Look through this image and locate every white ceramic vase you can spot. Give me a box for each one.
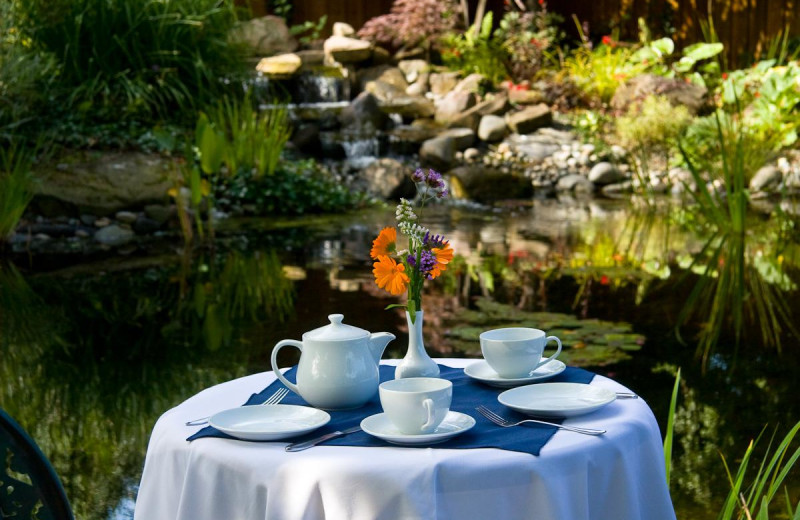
[395,310,440,379]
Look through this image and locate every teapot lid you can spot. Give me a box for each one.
[304,314,368,342]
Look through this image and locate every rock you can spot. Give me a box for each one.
[601,181,633,196]
[505,104,553,134]
[454,73,486,94]
[255,53,302,76]
[295,49,325,68]
[80,214,97,226]
[444,94,509,132]
[464,148,480,162]
[94,217,111,227]
[511,140,560,161]
[323,36,373,64]
[94,225,135,246]
[229,15,297,56]
[448,165,533,202]
[379,95,435,118]
[370,46,392,65]
[359,65,408,93]
[439,128,475,150]
[34,151,172,215]
[478,115,507,142]
[291,124,323,156]
[332,22,355,37]
[406,72,429,96]
[420,136,455,170]
[339,92,388,130]
[115,211,138,224]
[133,216,162,234]
[398,60,428,83]
[361,158,415,200]
[611,73,708,115]
[435,91,476,124]
[749,165,783,192]
[784,171,800,191]
[428,72,461,96]
[144,204,174,224]
[393,47,426,61]
[508,88,545,105]
[555,173,594,192]
[588,162,625,185]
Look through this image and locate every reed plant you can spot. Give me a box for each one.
[16,0,245,120]
[0,142,37,242]
[206,93,292,179]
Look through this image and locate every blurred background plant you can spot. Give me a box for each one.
[440,12,507,84]
[357,0,459,55]
[493,1,562,84]
[12,0,247,129]
[0,141,38,243]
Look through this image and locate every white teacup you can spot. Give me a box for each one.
[479,328,563,379]
[379,377,452,435]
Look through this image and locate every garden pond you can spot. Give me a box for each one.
[2,197,799,519]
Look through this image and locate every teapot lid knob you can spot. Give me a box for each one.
[328,314,344,325]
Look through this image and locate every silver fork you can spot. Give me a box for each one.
[476,405,606,436]
[185,387,290,426]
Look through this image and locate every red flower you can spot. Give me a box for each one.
[722,72,728,79]
[600,275,609,285]
[538,0,545,5]
[754,91,761,98]
[601,35,612,46]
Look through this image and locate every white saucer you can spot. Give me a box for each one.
[498,383,616,418]
[209,404,331,441]
[360,411,476,446]
[464,359,567,388]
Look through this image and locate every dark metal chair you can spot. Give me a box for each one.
[0,408,75,520]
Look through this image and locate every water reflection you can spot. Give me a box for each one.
[0,199,798,519]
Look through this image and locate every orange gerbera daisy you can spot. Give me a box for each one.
[429,243,454,279]
[373,255,409,295]
[370,227,397,259]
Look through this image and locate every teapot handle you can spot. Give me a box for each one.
[270,340,303,397]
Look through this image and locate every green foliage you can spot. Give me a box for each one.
[493,8,562,83]
[217,159,371,216]
[562,28,644,105]
[204,94,292,179]
[440,12,508,84]
[0,141,37,241]
[290,15,328,45]
[16,0,246,122]
[615,95,691,197]
[664,368,681,490]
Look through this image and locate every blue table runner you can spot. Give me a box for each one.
[188,364,595,456]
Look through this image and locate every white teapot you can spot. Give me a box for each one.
[271,314,396,410]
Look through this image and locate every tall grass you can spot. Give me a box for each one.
[0,142,37,241]
[206,94,292,179]
[16,0,246,119]
[677,110,798,367]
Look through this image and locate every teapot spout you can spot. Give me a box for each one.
[368,332,396,365]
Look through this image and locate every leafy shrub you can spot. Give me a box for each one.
[217,159,371,216]
[494,6,562,83]
[440,13,507,84]
[0,142,37,241]
[357,0,459,52]
[17,0,246,122]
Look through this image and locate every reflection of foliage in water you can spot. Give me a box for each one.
[0,249,294,519]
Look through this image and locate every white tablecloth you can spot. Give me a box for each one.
[134,359,676,520]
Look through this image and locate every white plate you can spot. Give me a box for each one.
[498,383,616,418]
[464,359,567,388]
[209,405,331,441]
[360,411,476,446]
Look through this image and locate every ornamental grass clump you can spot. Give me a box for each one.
[370,169,454,322]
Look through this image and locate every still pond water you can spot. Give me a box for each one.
[2,198,799,519]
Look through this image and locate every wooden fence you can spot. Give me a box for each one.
[242,0,800,67]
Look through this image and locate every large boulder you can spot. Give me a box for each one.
[611,74,708,115]
[428,72,461,96]
[478,115,507,142]
[324,36,373,64]
[420,136,455,170]
[255,53,302,77]
[34,151,173,215]
[361,158,416,199]
[454,73,486,94]
[444,93,511,131]
[229,15,298,56]
[505,104,552,134]
[358,65,409,93]
[332,22,355,37]
[434,91,477,124]
[750,165,783,192]
[438,128,476,150]
[339,92,389,130]
[448,165,533,202]
[588,162,626,185]
[398,60,429,83]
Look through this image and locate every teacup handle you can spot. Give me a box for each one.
[535,336,562,370]
[270,340,303,397]
[421,398,436,430]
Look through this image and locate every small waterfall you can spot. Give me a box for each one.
[294,71,350,104]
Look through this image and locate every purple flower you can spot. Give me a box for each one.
[423,232,448,249]
[425,169,443,189]
[437,187,449,199]
[411,168,425,183]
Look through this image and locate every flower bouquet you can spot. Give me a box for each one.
[369,168,453,378]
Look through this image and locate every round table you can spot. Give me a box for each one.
[134,359,676,520]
